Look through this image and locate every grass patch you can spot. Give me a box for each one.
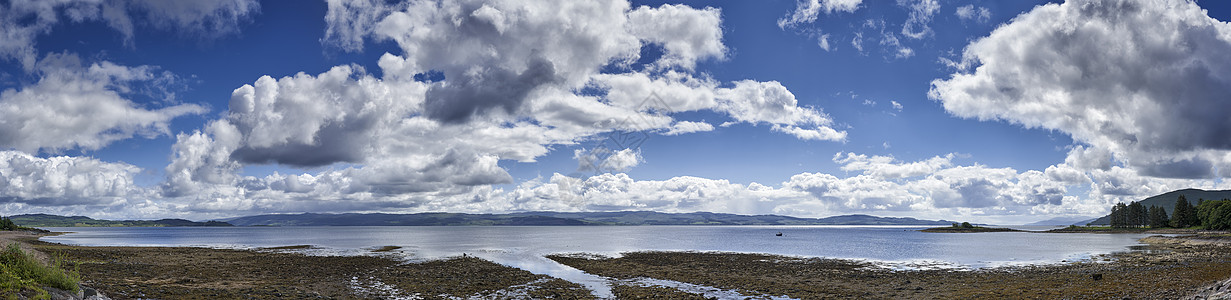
[1,243,79,298]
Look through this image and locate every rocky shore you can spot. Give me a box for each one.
[551,233,1231,299]
[11,234,593,299]
[7,230,1231,299]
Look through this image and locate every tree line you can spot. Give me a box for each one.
[1108,195,1231,230]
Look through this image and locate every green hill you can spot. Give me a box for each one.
[1087,189,1231,225]
[9,214,233,227]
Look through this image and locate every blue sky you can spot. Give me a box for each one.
[2,0,1230,224]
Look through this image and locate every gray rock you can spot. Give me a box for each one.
[1188,278,1231,300]
[41,285,111,300]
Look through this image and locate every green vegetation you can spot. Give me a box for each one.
[1103,195,1231,230]
[1108,201,1172,228]
[9,214,232,227]
[1,217,21,231]
[1171,196,1199,228]
[0,217,46,233]
[0,243,80,298]
[920,222,1021,232]
[1087,188,1231,225]
[1196,199,1231,230]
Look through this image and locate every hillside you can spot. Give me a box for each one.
[9,214,233,227]
[1087,189,1231,225]
[1025,216,1098,226]
[223,211,956,226]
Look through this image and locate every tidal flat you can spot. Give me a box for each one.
[17,235,592,299]
[8,230,1231,299]
[551,233,1231,299]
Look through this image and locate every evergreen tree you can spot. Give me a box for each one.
[1128,201,1146,227]
[1197,199,1231,230]
[1173,196,1194,228]
[1149,206,1169,228]
[1187,198,1202,228]
[1110,202,1128,228]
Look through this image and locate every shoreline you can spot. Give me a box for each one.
[550,232,1231,299]
[5,231,595,299]
[6,230,1231,299]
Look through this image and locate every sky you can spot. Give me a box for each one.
[1,0,1230,224]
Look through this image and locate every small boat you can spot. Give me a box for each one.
[775,232,783,236]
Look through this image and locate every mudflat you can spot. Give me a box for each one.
[550,233,1231,299]
[15,236,592,299]
[8,231,1231,299]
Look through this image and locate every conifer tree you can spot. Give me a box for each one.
[1173,196,1193,228]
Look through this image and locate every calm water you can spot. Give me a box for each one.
[40,226,1156,298]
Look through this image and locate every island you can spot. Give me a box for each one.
[920,222,1022,233]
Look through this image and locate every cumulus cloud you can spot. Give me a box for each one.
[778,0,863,28]
[930,0,1231,179]
[627,4,727,70]
[322,0,397,52]
[156,0,848,218]
[785,152,1074,216]
[716,80,846,141]
[575,148,643,173]
[0,151,139,205]
[833,152,953,179]
[0,53,206,153]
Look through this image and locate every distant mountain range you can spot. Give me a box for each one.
[1024,216,1099,226]
[1087,188,1231,225]
[6,211,957,227]
[8,214,232,227]
[222,211,957,226]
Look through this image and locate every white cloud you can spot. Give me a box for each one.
[123,0,259,38]
[0,0,258,70]
[899,0,940,39]
[575,148,643,173]
[930,0,1231,179]
[817,33,832,51]
[716,80,846,141]
[627,4,727,70]
[778,0,863,28]
[663,121,714,136]
[322,0,395,52]
[851,32,865,52]
[955,4,991,23]
[0,53,206,153]
[890,100,903,111]
[879,27,914,58]
[0,151,140,205]
[833,152,953,179]
[162,0,845,207]
[0,0,826,220]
